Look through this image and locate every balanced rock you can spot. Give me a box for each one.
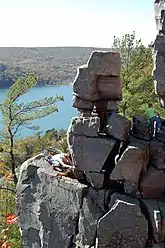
[73,51,121,102]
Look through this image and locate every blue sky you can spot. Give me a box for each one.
[0,0,156,47]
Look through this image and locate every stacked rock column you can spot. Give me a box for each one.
[67,51,123,189]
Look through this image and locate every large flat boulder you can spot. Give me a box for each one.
[97,193,148,248]
[110,138,149,183]
[105,114,131,141]
[16,154,89,248]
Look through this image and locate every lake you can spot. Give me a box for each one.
[0,85,78,138]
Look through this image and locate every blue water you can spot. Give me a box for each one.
[0,85,78,138]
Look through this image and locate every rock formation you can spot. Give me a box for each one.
[17,49,165,247]
[153,0,165,107]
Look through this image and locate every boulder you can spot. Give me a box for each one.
[72,94,93,110]
[75,188,105,247]
[111,138,149,183]
[105,114,131,141]
[150,140,165,169]
[85,172,104,189]
[132,116,151,140]
[16,154,89,248]
[154,0,165,32]
[97,193,148,248]
[73,51,121,102]
[88,51,121,76]
[73,65,99,102]
[124,181,141,198]
[68,116,100,137]
[141,199,162,243]
[96,75,122,100]
[68,134,116,172]
[140,166,165,199]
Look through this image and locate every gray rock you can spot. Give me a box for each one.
[85,172,104,189]
[97,193,148,248]
[140,166,165,199]
[68,116,100,137]
[96,75,122,100]
[68,134,116,172]
[154,0,165,32]
[111,139,149,183]
[88,51,121,76]
[153,1,165,106]
[124,181,141,198]
[132,116,151,140]
[151,244,165,248]
[105,114,131,141]
[75,188,105,247]
[141,199,162,243]
[17,155,89,248]
[72,94,93,110]
[150,140,165,169]
[73,51,121,102]
[107,100,118,111]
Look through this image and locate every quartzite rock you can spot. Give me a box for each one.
[17,154,88,248]
[73,51,121,102]
[105,114,131,141]
[75,188,105,247]
[97,193,148,248]
[132,116,151,140]
[88,51,121,76]
[154,0,165,32]
[68,116,100,137]
[141,199,162,243]
[96,75,122,100]
[110,139,149,183]
[153,1,165,106]
[150,140,165,169]
[85,172,104,189]
[72,94,93,110]
[68,134,116,172]
[140,166,165,199]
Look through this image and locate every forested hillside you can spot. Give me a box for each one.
[0,47,109,88]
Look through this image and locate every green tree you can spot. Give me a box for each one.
[112,31,161,117]
[0,75,63,184]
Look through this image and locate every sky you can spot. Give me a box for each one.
[0,0,157,47]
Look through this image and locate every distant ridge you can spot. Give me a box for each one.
[0,47,110,88]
